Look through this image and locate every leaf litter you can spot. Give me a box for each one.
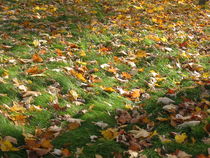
[0,0,209,157]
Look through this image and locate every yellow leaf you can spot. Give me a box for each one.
[33,40,40,47]
[125,104,133,110]
[76,73,87,82]
[138,68,144,72]
[175,133,187,143]
[0,140,19,151]
[40,139,53,149]
[68,90,79,101]
[159,136,172,143]
[134,5,143,10]
[136,50,147,58]
[79,50,86,56]
[161,37,167,42]
[102,87,115,92]
[101,128,118,140]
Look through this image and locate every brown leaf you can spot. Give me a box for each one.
[129,141,141,151]
[33,148,51,156]
[68,122,80,130]
[117,110,132,124]
[53,104,67,111]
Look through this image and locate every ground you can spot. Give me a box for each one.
[0,0,209,157]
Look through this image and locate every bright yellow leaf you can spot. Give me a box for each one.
[175,133,187,143]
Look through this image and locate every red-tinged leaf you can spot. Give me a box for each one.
[179,41,188,48]
[196,154,208,158]
[53,104,67,111]
[62,148,71,157]
[167,89,176,94]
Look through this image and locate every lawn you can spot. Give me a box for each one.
[0,0,209,157]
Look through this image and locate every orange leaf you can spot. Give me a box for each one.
[26,66,44,75]
[107,67,117,74]
[32,54,43,63]
[55,49,63,56]
[121,72,132,79]
[130,89,141,98]
[99,47,110,52]
[62,148,71,157]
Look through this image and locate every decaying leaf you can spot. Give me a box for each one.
[157,97,175,104]
[93,121,108,129]
[178,121,200,128]
[130,127,150,138]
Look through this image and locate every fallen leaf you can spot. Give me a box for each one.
[175,133,187,143]
[26,66,45,75]
[32,54,43,63]
[136,50,147,58]
[93,121,108,129]
[33,40,40,47]
[0,140,19,151]
[130,127,150,138]
[95,154,103,158]
[62,148,71,157]
[163,104,178,113]
[157,97,175,104]
[176,150,192,158]
[101,128,119,140]
[178,121,200,128]
[68,122,80,130]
